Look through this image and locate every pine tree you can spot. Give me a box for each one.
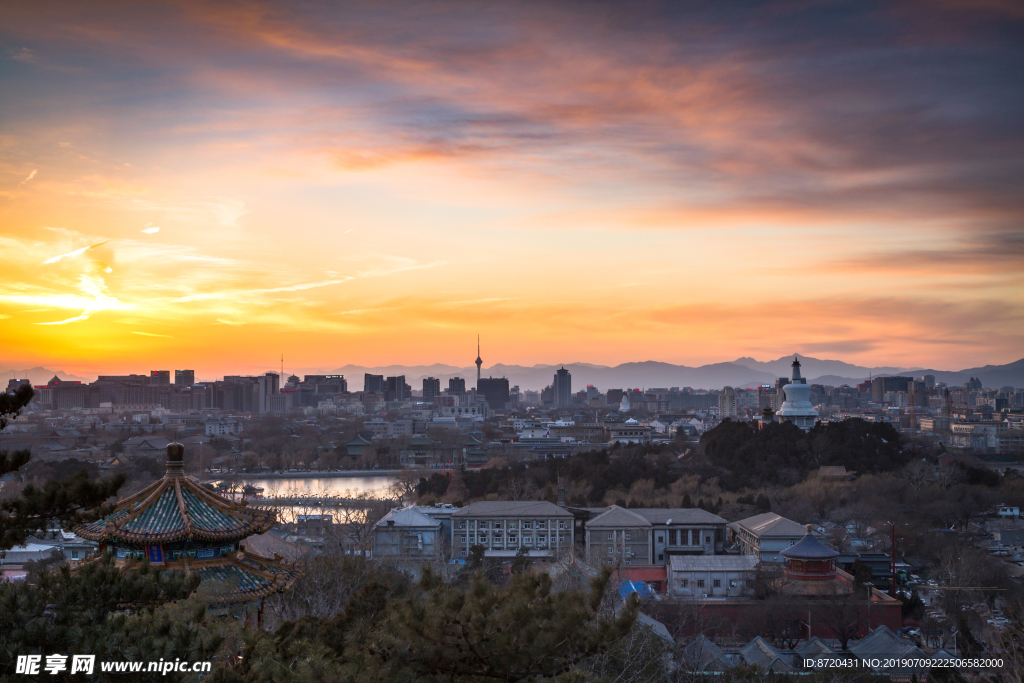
[363,566,637,682]
[1,385,126,549]
[682,494,692,508]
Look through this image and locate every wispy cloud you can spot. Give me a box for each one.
[42,240,109,264]
[131,330,172,337]
[21,169,37,183]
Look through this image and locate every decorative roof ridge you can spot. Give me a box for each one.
[173,478,193,537]
[122,478,171,525]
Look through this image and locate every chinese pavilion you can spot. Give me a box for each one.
[76,443,301,612]
[780,524,840,584]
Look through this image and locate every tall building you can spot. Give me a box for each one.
[477,377,510,410]
[922,374,936,389]
[422,377,441,401]
[150,370,170,386]
[475,335,483,388]
[257,372,280,414]
[175,369,195,386]
[448,377,466,395]
[385,375,408,402]
[364,374,384,393]
[719,387,738,418]
[871,376,913,403]
[553,367,572,407]
[776,358,818,431]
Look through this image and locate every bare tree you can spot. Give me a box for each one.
[812,581,869,651]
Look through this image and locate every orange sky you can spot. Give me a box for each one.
[1,1,1022,378]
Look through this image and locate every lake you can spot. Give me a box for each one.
[208,474,399,499]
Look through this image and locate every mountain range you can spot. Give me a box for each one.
[5,356,1023,393]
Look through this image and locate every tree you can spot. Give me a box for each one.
[1,385,126,550]
[813,582,869,650]
[363,566,637,682]
[0,553,204,680]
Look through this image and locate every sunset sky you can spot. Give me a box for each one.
[1,1,1022,378]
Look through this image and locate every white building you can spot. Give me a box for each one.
[204,418,242,436]
[608,419,652,445]
[452,501,574,559]
[729,512,810,563]
[670,555,758,598]
[776,358,818,431]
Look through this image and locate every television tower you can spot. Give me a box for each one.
[475,335,483,388]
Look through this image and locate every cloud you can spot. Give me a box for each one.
[43,240,109,264]
[141,224,160,234]
[21,169,37,183]
[131,330,172,337]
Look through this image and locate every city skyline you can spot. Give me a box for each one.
[1,1,1022,374]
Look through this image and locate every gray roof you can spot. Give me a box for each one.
[451,500,573,518]
[795,637,835,657]
[375,507,441,529]
[681,636,728,672]
[737,637,793,672]
[633,508,728,525]
[586,505,651,528]
[848,626,919,659]
[730,512,808,538]
[670,555,758,572]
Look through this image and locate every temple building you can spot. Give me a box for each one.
[775,357,818,431]
[76,443,301,619]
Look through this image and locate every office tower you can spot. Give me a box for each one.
[175,369,195,386]
[553,367,572,407]
[385,376,408,402]
[478,377,510,409]
[364,374,384,393]
[448,377,466,395]
[150,370,170,386]
[922,374,936,389]
[423,377,441,401]
[257,372,280,414]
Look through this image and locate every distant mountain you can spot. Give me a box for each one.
[733,355,915,382]
[323,356,1024,392]
[0,366,92,386]
[910,358,1024,390]
[328,360,775,392]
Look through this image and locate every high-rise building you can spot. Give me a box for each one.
[871,376,913,403]
[553,367,572,407]
[385,376,408,402]
[448,377,466,395]
[364,374,384,394]
[719,387,738,418]
[422,377,441,402]
[150,370,170,386]
[922,374,936,389]
[175,369,195,386]
[477,377,510,409]
[257,372,280,414]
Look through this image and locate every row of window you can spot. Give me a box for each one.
[677,579,742,589]
[597,529,716,545]
[459,536,567,544]
[456,520,569,530]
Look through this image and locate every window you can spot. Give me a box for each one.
[523,522,532,529]
[625,531,631,540]
[657,535,664,544]
[607,532,613,540]
[457,522,465,529]
[713,579,721,588]
[608,546,614,553]
[658,554,664,562]
[494,522,503,529]
[538,521,546,529]
[730,580,737,588]
[682,579,688,588]
[697,580,705,588]
[669,530,678,545]
[71,550,79,559]
[705,536,712,545]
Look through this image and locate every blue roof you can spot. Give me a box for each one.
[618,581,654,600]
